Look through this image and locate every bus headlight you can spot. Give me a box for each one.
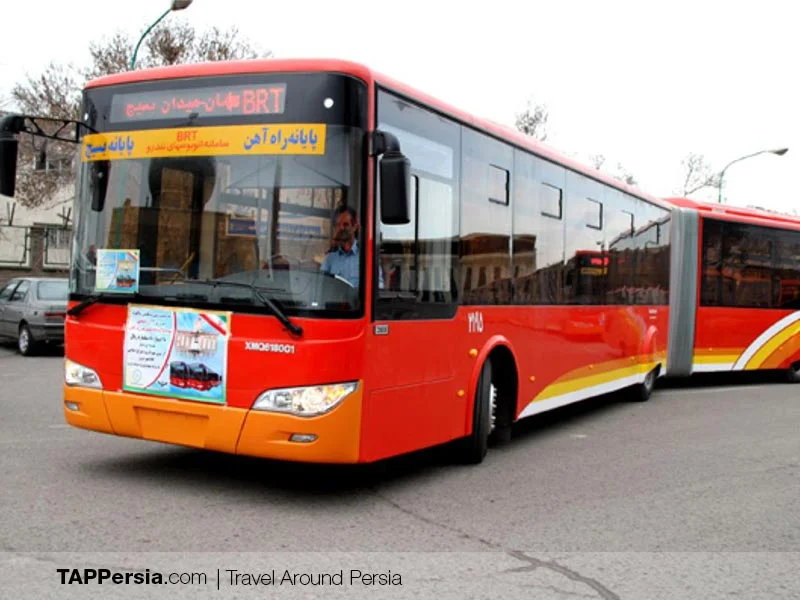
[253,382,358,417]
[65,359,102,389]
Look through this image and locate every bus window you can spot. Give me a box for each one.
[376,90,460,319]
[461,128,512,306]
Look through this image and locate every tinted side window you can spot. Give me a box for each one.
[511,150,537,305]
[775,230,800,309]
[631,201,670,305]
[601,197,670,306]
[564,173,605,305]
[604,189,635,305]
[701,218,723,306]
[533,161,566,304]
[721,222,773,308]
[461,128,513,305]
[700,218,800,309]
[376,90,461,319]
[656,217,672,301]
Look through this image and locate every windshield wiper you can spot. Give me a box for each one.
[190,279,303,337]
[67,292,137,317]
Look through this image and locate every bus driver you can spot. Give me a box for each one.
[321,205,383,289]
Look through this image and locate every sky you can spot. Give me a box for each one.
[1,0,798,214]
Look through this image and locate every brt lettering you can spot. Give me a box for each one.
[243,87,286,114]
[176,131,197,142]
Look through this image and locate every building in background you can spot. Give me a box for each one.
[0,191,73,287]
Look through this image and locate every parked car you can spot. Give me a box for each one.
[0,277,68,355]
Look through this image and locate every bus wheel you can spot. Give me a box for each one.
[457,359,494,465]
[628,367,656,402]
[787,362,800,383]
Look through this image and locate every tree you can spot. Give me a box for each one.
[515,98,549,142]
[677,153,720,197]
[589,153,638,187]
[86,23,270,79]
[589,154,606,171]
[85,32,136,81]
[7,23,270,208]
[613,163,638,187]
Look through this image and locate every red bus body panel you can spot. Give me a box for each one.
[693,307,800,371]
[65,301,667,464]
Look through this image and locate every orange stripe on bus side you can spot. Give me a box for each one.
[745,322,800,370]
[759,336,800,370]
[533,356,657,402]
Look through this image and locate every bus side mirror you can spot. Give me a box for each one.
[90,160,109,211]
[0,115,24,197]
[0,133,19,198]
[374,130,410,225]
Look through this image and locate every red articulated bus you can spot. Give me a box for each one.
[660,197,800,382]
[0,58,675,465]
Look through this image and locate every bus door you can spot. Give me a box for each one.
[364,90,464,460]
[368,172,461,458]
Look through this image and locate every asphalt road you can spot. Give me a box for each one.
[1,343,799,599]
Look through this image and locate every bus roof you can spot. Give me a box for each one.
[85,57,670,211]
[663,196,800,230]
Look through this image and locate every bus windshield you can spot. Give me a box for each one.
[70,74,366,317]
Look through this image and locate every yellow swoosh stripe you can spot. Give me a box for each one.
[761,338,800,369]
[693,353,740,364]
[534,361,656,402]
[746,322,800,369]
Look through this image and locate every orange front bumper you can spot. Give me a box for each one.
[63,383,363,464]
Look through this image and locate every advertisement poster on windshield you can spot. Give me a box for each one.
[95,249,140,294]
[123,304,231,404]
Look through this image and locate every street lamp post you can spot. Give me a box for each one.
[717,147,788,204]
[129,0,194,70]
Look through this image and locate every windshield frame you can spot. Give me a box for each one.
[69,71,369,320]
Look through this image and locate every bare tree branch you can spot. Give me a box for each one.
[196,26,270,62]
[590,152,638,187]
[144,22,196,67]
[614,163,637,187]
[590,154,606,170]
[678,153,720,196]
[85,32,134,80]
[515,98,549,142]
[6,24,270,208]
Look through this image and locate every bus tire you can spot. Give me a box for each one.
[457,359,494,465]
[628,367,656,402]
[787,362,800,383]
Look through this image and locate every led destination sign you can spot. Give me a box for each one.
[110,84,287,122]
